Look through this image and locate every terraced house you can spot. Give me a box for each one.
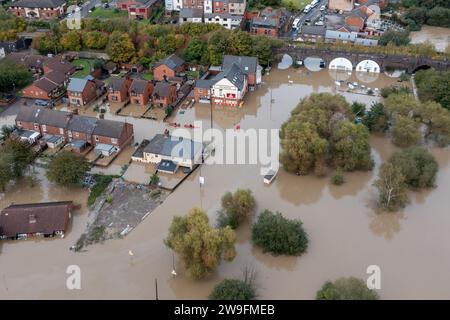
[9,0,66,19]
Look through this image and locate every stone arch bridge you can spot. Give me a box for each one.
[274,46,450,73]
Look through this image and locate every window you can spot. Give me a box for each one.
[42,125,47,132]
[59,128,64,134]
[95,136,99,142]
[111,138,118,144]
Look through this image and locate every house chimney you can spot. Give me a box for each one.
[29,214,37,224]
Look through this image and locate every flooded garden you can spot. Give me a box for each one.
[1,66,450,299]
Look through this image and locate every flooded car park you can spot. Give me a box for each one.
[1,67,450,299]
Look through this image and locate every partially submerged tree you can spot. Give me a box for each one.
[209,279,256,300]
[2,138,35,177]
[46,151,90,186]
[373,163,409,211]
[316,277,379,300]
[217,189,256,229]
[165,208,237,279]
[251,210,308,256]
[391,115,421,147]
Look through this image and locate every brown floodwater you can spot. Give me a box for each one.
[1,68,450,299]
[410,25,450,53]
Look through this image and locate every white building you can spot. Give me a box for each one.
[211,63,247,107]
[165,0,183,11]
[204,13,243,29]
[203,0,212,14]
[179,8,203,24]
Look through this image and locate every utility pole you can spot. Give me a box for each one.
[155,278,159,300]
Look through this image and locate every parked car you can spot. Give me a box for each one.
[303,4,312,13]
[320,5,326,11]
[310,0,319,7]
[34,99,50,107]
[314,21,324,26]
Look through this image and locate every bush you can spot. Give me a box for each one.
[46,151,90,186]
[217,189,256,229]
[331,169,345,185]
[391,116,421,147]
[150,174,160,185]
[389,147,438,188]
[209,279,256,300]
[251,210,308,256]
[87,174,113,206]
[316,277,379,300]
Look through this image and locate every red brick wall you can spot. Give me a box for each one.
[129,82,153,105]
[247,73,256,87]
[22,84,51,100]
[93,123,134,149]
[213,1,228,13]
[194,87,209,101]
[9,7,62,19]
[68,130,90,143]
[251,27,278,38]
[154,64,176,82]
[40,125,67,139]
[16,121,39,132]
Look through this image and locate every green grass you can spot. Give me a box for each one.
[282,0,309,10]
[72,58,102,78]
[142,72,154,81]
[186,70,199,79]
[87,8,127,19]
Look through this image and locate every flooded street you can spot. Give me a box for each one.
[410,25,450,52]
[1,68,450,299]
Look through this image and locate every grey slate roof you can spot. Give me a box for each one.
[16,106,43,123]
[300,25,327,36]
[143,134,202,160]
[215,63,245,90]
[180,8,203,18]
[67,78,88,93]
[195,79,217,89]
[67,115,98,135]
[129,79,150,94]
[109,78,127,91]
[10,0,65,8]
[156,54,185,70]
[43,57,74,74]
[34,77,60,93]
[93,119,125,138]
[38,109,71,128]
[222,55,258,75]
[153,82,173,98]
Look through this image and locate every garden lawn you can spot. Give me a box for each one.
[282,0,309,10]
[72,59,102,78]
[87,8,127,19]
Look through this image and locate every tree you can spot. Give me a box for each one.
[280,121,328,175]
[379,30,411,46]
[373,163,409,211]
[157,34,178,56]
[389,147,438,188]
[251,35,275,67]
[46,151,90,186]
[316,277,379,300]
[351,102,366,117]
[0,152,14,192]
[0,125,15,139]
[33,33,62,55]
[183,37,208,64]
[363,102,388,133]
[228,30,252,56]
[418,101,450,146]
[415,69,450,111]
[60,30,82,51]
[208,29,230,65]
[165,208,237,279]
[2,138,35,177]
[391,115,421,147]
[251,210,308,256]
[331,121,373,171]
[106,31,135,63]
[384,92,419,117]
[0,59,32,92]
[82,31,108,50]
[209,279,256,300]
[217,189,256,229]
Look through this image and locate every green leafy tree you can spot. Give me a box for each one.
[0,59,32,91]
[46,151,90,186]
[351,102,366,117]
[415,69,450,111]
[33,33,62,55]
[60,30,82,51]
[165,207,237,279]
[363,102,388,132]
[384,92,419,117]
[379,30,411,46]
[391,115,421,147]
[228,30,252,56]
[331,121,373,171]
[183,37,209,64]
[373,162,409,211]
[217,189,256,229]
[208,29,230,65]
[389,147,438,188]
[2,138,35,177]
[251,210,308,256]
[316,277,380,300]
[106,31,135,63]
[0,152,14,192]
[251,35,275,67]
[418,101,450,146]
[82,31,109,50]
[209,279,256,300]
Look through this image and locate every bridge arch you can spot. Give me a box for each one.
[356,60,380,73]
[412,65,432,73]
[329,57,353,71]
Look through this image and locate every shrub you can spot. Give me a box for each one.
[251,210,308,256]
[87,174,113,206]
[217,189,256,229]
[331,169,345,185]
[316,277,379,300]
[209,279,256,300]
[46,151,90,186]
[150,174,160,185]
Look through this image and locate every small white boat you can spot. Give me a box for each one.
[335,81,341,86]
[264,169,278,184]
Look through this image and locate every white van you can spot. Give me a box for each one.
[292,17,301,29]
[303,4,312,13]
[310,0,319,7]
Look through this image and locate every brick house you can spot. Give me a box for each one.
[194,79,215,102]
[15,107,71,140]
[228,0,245,15]
[118,0,160,19]
[8,0,66,19]
[67,77,105,107]
[5,53,48,75]
[249,7,290,38]
[66,115,98,145]
[152,82,177,107]
[345,9,367,31]
[222,55,261,87]
[108,77,133,103]
[329,0,354,12]
[92,119,134,151]
[0,201,75,240]
[129,79,154,105]
[182,0,203,10]
[42,56,76,76]
[153,54,186,81]
[21,74,64,100]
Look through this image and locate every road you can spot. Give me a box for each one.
[287,0,328,40]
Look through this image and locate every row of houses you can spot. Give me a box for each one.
[15,106,134,153]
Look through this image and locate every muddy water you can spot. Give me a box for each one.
[1,68,450,299]
[410,25,450,52]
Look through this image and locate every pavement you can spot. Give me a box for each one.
[287,0,328,40]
